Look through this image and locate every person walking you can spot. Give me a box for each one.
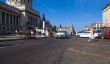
[88,27,95,41]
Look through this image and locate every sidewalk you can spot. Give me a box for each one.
[0,35,26,42]
[0,35,48,42]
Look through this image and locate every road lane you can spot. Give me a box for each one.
[0,37,73,64]
[60,38,110,64]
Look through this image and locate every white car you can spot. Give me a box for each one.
[76,32,98,38]
[76,32,90,38]
[55,31,69,39]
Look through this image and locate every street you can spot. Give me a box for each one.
[0,37,110,64]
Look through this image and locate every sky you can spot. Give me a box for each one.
[0,0,108,31]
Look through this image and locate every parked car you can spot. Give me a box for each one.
[76,32,90,38]
[55,31,69,39]
[76,30,99,38]
[98,31,110,39]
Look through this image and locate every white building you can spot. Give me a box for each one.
[0,0,51,35]
[6,0,41,31]
[0,1,21,35]
[103,3,110,27]
[56,25,75,36]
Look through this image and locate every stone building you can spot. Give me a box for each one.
[103,3,110,27]
[0,2,21,35]
[0,0,52,35]
[6,0,41,31]
[56,25,75,36]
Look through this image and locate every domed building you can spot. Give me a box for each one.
[0,0,51,35]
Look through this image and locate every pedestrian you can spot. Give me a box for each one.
[88,27,95,41]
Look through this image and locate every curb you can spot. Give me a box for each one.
[0,37,49,42]
[0,38,27,42]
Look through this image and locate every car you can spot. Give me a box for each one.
[76,32,90,38]
[98,31,110,39]
[55,31,69,39]
[76,31,99,38]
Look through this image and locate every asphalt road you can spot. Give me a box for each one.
[0,37,74,64]
[0,37,110,64]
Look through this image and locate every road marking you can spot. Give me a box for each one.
[67,48,110,59]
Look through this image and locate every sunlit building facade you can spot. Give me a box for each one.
[56,25,75,36]
[103,3,110,27]
[0,0,51,35]
[0,2,21,35]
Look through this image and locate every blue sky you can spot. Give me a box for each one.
[0,0,107,31]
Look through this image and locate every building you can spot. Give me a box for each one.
[56,25,75,36]
[6,0,41,31]
[91,22,103,30]
[0,0,52,35]
[82,22,103,32]
[103,3,110,27]
[0,1,21,35]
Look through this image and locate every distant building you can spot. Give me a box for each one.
[56,25,75,36]
[82,22,103,32]
[103,3,110,27]
[91,22,103,30]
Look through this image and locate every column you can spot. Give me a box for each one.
[12,15,14,26]
[10,14,12,25]
[0,11,1,34]
[5,12,7,25]
[6,13,9,25]
[36,19,38,27]
[18,16,20,26]
[14,15,16,26]
[9,14,11,25]
[16,16,18,26]
[0,11,2,24]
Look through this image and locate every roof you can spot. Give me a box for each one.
[0,1,21,14]
[102,3,110,10]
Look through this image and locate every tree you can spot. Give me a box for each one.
[60,24,62,28]
[52,25,57,32]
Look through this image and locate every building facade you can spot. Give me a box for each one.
[56,25,75,36]
[82,22,103,32]
[91,22,103,30]
[0,0,51,35]
[103,3,110,27]
[6,0,41,31]
[0,2,21,35]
